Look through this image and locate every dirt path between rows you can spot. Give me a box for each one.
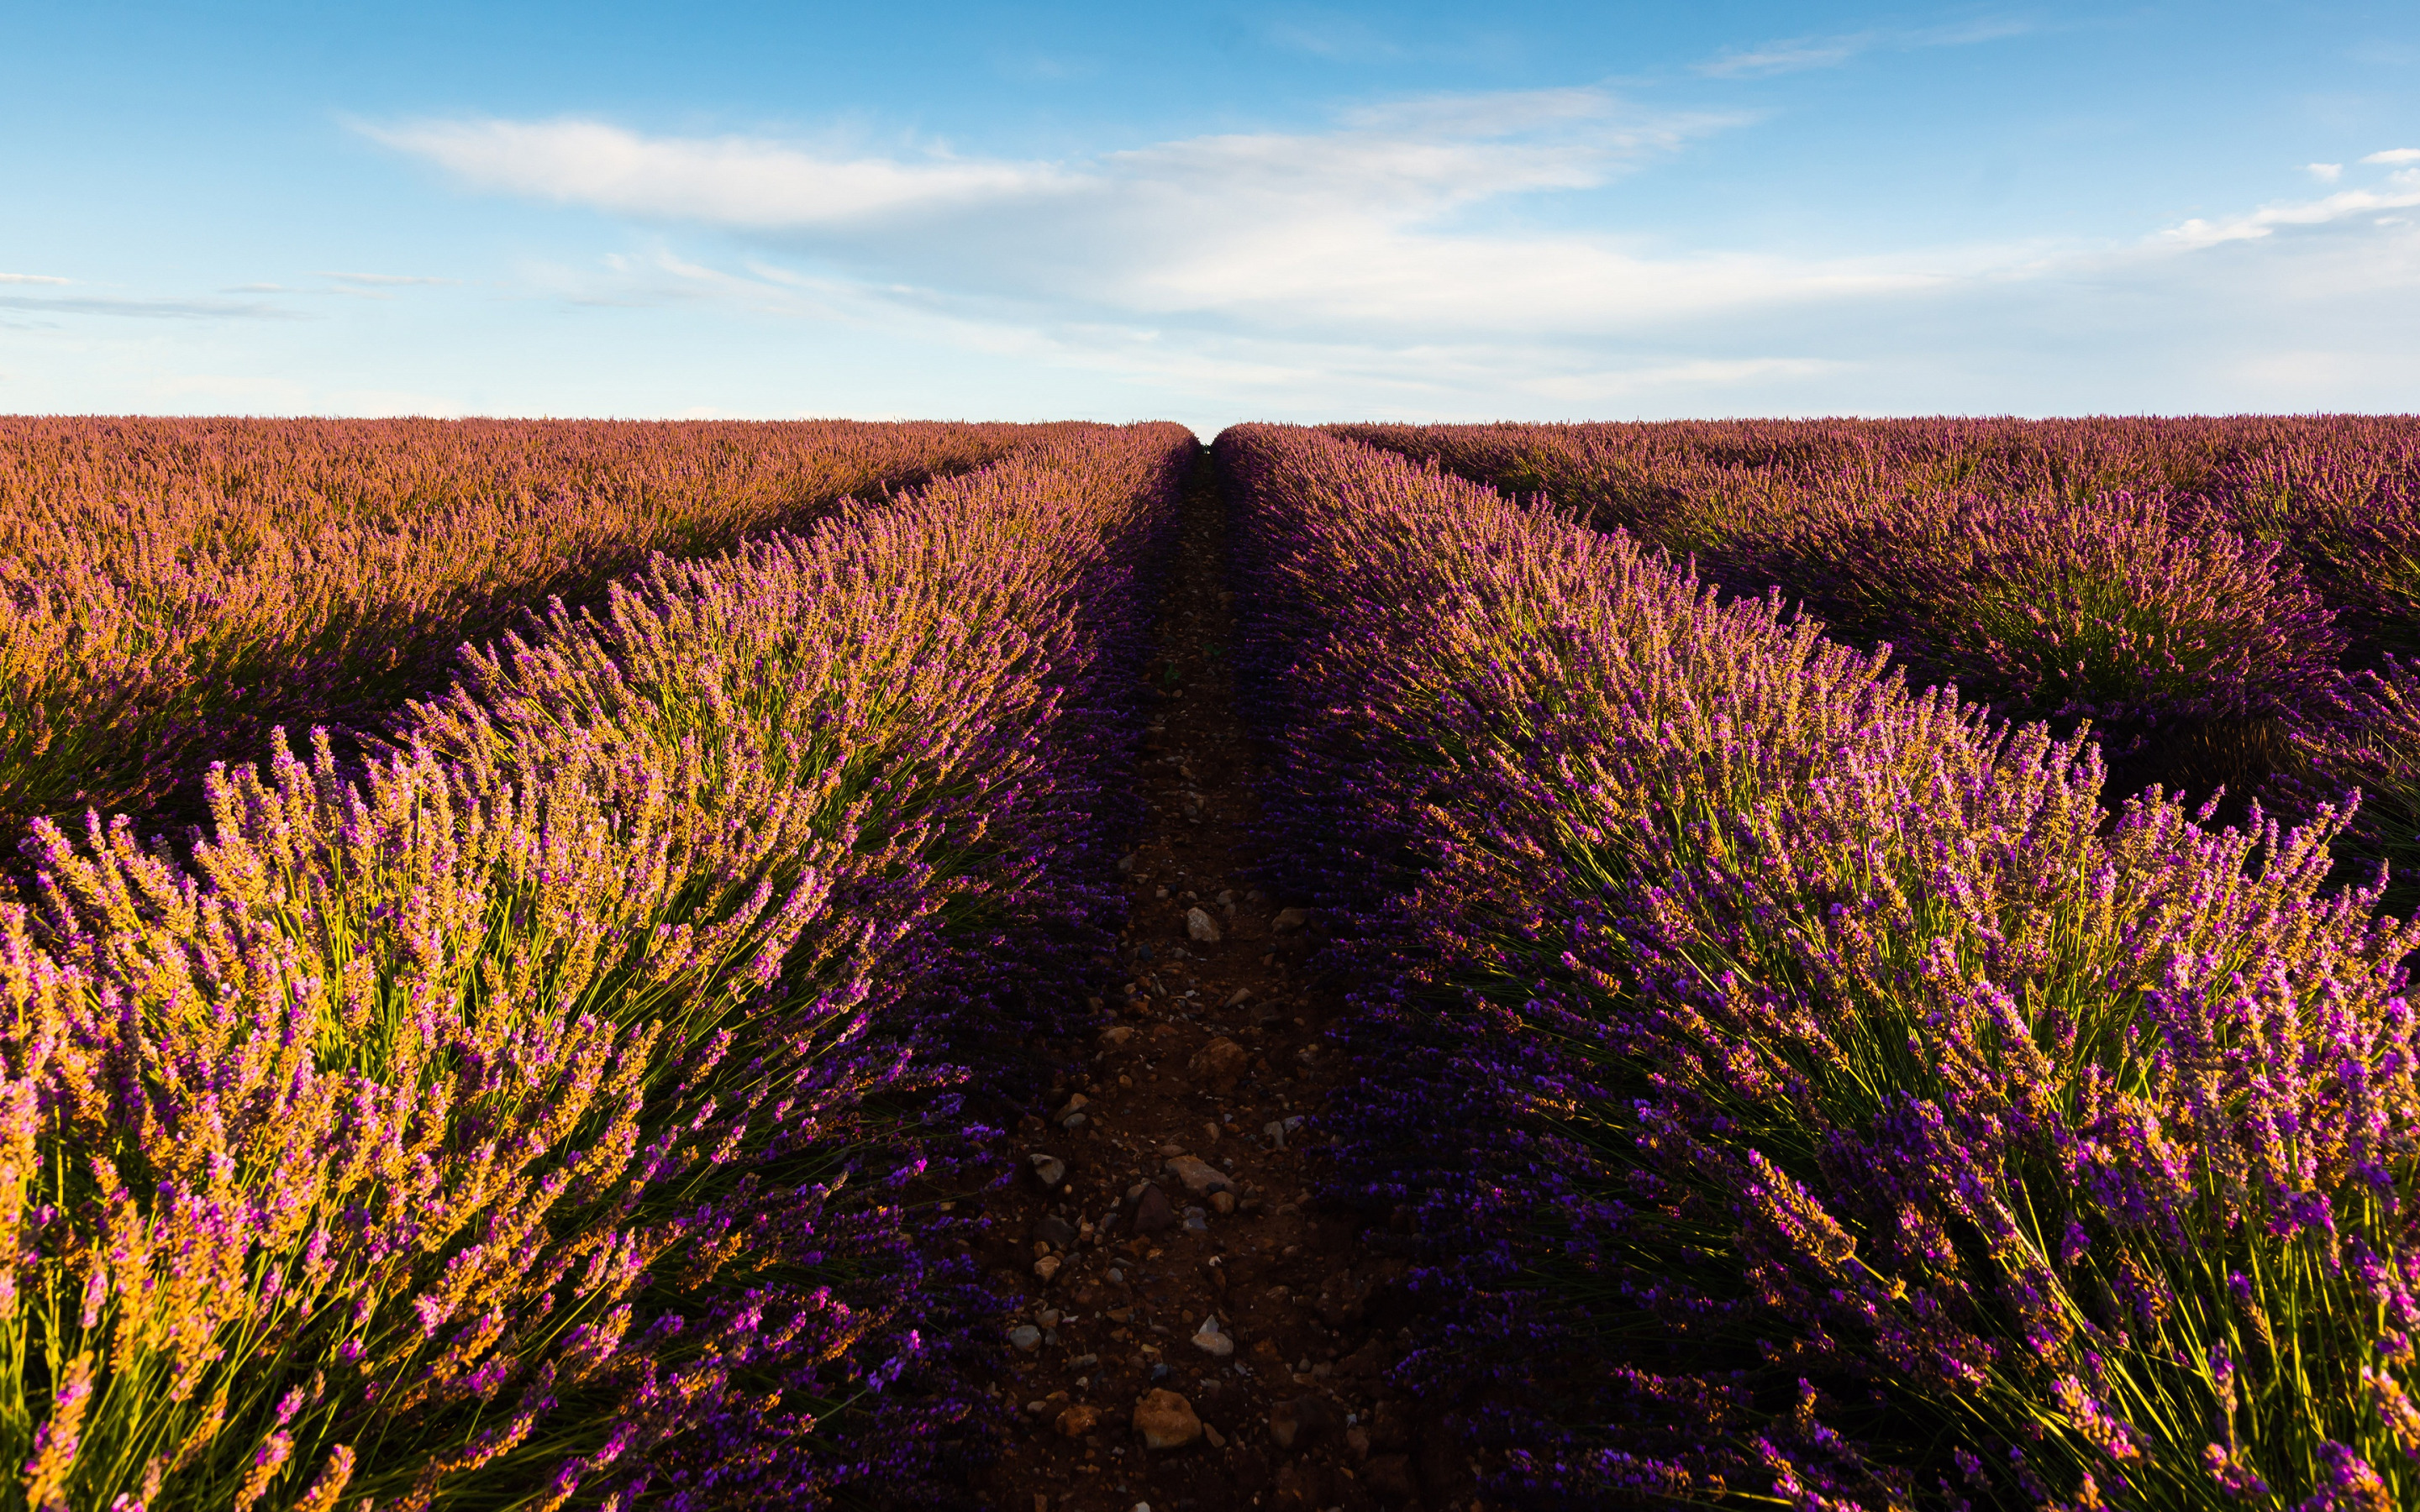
[964,452,1479,1512]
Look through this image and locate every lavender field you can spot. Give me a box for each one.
[4,415,2418,1512]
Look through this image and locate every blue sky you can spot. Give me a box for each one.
[3,2,2417,428]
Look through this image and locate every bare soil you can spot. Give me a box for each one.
[964,454,1478,1512]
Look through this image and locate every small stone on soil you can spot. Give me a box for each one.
[1134,1185,1178,1234]
[1132,1389,1202,1451]
[1056,1403,1102,1437]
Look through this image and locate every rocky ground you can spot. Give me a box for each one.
[965,455,1481,1512]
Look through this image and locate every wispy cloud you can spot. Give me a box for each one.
[0,272,71,286]
[1264,13,1407,63]
[311,270,460,285]
[2365,147,2420,165]
[368,92,1776,337]
[368,117,1075,228]
[0,293,308,320]
[364,91,2420,420]
[2160,165,2420,249]
[2306,162,2344,181]
[1696,18,2033,79]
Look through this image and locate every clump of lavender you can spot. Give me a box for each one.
[1794,485,2342,724]
[0,417,1079,841]
[1224,423,2420,1512]
[2289,658,2420,918]
[2205,442,2420,662]
[0,425,1190,1509]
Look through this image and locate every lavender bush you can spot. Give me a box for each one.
[0,417,1076,839]
[1223,423,2420,1511]
[1334,419,2387,731]
[2203,443,2420,663]
[1778,486,2341,725]
[2290,659,2420,919]
[2,425,1190,1509]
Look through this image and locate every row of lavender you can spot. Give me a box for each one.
[1223,424,2420,1510]
[3,424,1190,1510]
[1336,419,2420,910]
[0,417,1081,840]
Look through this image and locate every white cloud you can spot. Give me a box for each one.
[2365,147,2420,165]
[0,272,70,285]
[372,94,1864,339]
[2307,162,2344,181]
[360,90,2420,422]
[2158,170,2420,248]
[0,293,307,320]
[312,270,460,286]
[1696,18,2031,79]
[368,117,1075,228]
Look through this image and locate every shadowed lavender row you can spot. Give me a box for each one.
[1222,424,2420,1511]
[1,423,1191,1510]
[0,417,1085,842]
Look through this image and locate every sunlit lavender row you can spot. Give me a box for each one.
[1223,423,2420,1510]
[0,417,1083,840]
[2,424,1188,1510]
[1336,416,2420,921]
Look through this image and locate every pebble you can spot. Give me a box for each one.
[1209,1190,1236,1215]
[1186,907,1222,942]
[1032,1214,1078,1250]
[1034,1255,1061,1283]
[1164,1155,1234,1196]
[1055,1403,1102,1437]
[1203,1421,1228,1448]
[1267,1394,1339,1450]
[1133,1389,1202,1451]
[1009,1325,1043,1352]
[1182,1207,1209,1235]
[1029,1153,1067,1190]
[1190,1315,1234,1357]
[1188,1037,1250,1092]
[1270,907,1309,933]
[1202,1121,1222,1142]
[1100,1025,1134,1047]
[1223,987,1252,1007]
[1134,1184,1178,1235]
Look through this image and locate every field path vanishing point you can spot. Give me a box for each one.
[969,452,1472,1512]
